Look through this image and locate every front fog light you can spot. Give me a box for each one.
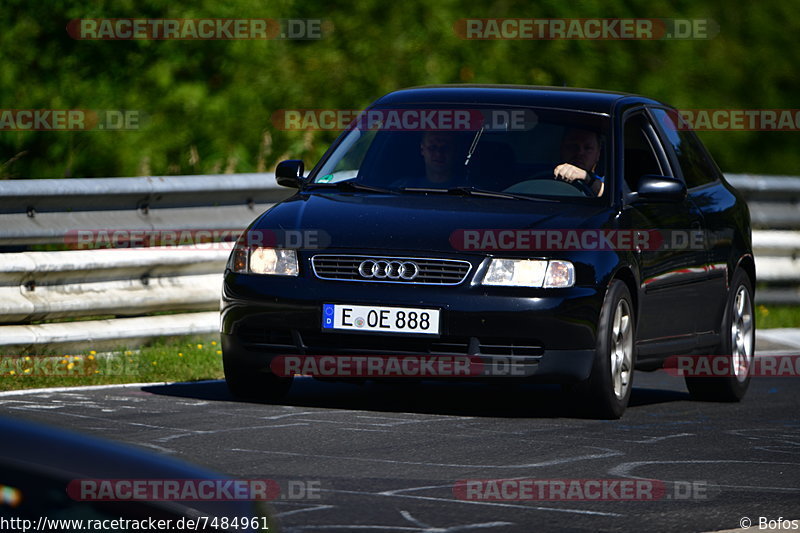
[245,247,299,276]
[543,260,575,288]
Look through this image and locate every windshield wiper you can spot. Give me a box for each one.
[399,186,553,202]
[305,180,395,194]
[448,186,519,199]
[463,125,484,167]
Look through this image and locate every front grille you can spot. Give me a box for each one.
[300,332,472,356]
[238,329,544,360]
[476,340,544,357]
[311,255,472,285]
[237,328,295,347]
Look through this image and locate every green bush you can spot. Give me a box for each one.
[1,0,798,179]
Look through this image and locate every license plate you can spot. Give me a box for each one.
[322,304,440,335]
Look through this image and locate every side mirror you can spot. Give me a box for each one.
[633,175,687,202]
[276,160,305,188]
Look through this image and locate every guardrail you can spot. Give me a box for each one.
[0,172,797,352]
[726,174,800,305]
[0,173,292,352]
[725,174,800,229]
[0,174,290,246]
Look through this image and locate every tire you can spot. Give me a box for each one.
[223,356,293,402]
[580,280,636,419]
[685,269,754,402]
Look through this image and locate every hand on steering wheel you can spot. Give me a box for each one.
[528,165,595,197]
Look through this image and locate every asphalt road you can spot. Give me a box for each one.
[2,335,799,532]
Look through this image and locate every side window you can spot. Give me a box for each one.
[622,113,664,192]
[315,128,377,182]
[651,108,718,188]
[334,129,376,174]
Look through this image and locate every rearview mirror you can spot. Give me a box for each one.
[633,175,687,202]
[276,160,305,188]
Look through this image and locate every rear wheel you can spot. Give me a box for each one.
[580,280,636,419]
[685,269,754,401]
[223,356,293,402]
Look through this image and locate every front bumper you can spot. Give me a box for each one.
[221,268,604,382]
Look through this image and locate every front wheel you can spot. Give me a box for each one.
[579,280,636,419]
[685,269,754,401]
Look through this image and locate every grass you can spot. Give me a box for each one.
[757,305,800,329]
[0,336,224,392]
[0,305,797,393]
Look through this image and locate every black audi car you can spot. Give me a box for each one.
[221,85,754,418]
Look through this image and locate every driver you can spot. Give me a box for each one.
[553,128,604,197]
[420,131,460,186]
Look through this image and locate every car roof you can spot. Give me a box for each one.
[371,84,667,115]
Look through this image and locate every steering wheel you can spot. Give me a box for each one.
[526,169,595,197]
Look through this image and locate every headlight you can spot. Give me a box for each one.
[482,258,574,288]
[230,247,299,276]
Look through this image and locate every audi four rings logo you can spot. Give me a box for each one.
[358,259,419,280]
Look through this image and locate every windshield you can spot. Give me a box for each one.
[312,106,610,199]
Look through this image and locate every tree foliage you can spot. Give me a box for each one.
[1,0,798,178]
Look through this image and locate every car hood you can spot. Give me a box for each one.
[249,191,612,254]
